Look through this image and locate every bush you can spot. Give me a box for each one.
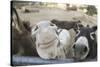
[86,5,97,16]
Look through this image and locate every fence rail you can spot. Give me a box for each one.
[11,55,97,66]
[12,55,74,66]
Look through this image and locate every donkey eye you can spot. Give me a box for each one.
[34,26,38,31]
[83,46,87,52]
[90,32,95,40]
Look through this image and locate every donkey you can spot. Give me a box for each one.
[51,19,82,32]
[11,7,38,56]
[73,25,97,60]
[31,21,72,59]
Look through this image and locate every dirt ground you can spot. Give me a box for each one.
[16,7,97,27]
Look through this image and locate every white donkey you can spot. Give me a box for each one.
[31,21,71,59]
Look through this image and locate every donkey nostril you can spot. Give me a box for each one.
[83,46,87,52]
[73,44,76,49]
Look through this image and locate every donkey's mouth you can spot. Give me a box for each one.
[38,37,58,49]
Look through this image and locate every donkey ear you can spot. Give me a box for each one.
[78,24,84,29]
[51,19,57,23]
[23,21,31,32]
[92,26,97,32]
[73,23,83,33]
